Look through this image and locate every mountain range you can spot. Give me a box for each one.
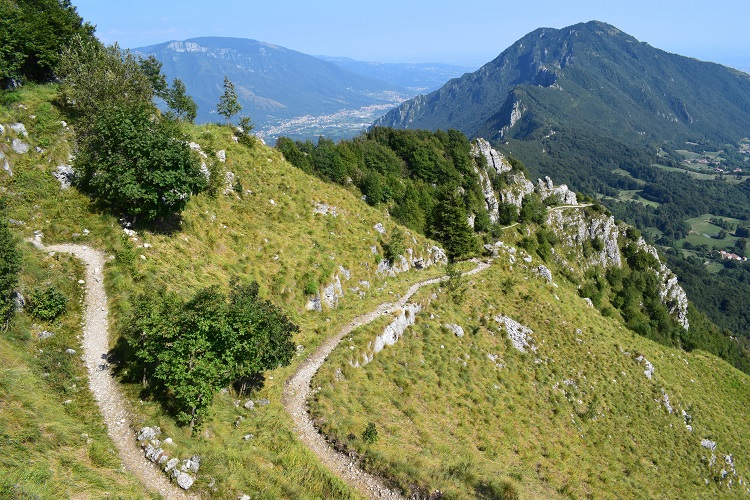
[132,37,469,141]
[374,21,750,340]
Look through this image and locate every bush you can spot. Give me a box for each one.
[29,286,67,321]
[303,280,318,296]
[384,227,406,262]
[0,203,21,326]
[361,422,379,444]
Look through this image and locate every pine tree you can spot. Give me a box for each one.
[216,76,241,124]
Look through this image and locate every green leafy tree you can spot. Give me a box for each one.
[0,199,21,328]
[519,193,546,224]
[0,0,95,86]
[226,280,297,394]
[138,54,168,98]
[429,188,477,262]
[74,104,206,222]
[126,279,296,430]
[166,78,197,123]
[57,36,152,126]
[236,116,255,146]
[217,76,241,124]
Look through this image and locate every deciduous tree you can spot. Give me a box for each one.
[217,76,241,124]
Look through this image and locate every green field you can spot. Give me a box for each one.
[679,215,743,251]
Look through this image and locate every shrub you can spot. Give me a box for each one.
[303,280,318,296]
[361,422,378,444]
[384,227,406,262]
[29,286,67,321]
[0,202,21,326]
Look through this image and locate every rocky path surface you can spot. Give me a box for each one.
[282,259,491,499]
[30,240,191,500]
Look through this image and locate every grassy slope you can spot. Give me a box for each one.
[1,84,444,497]
[311,231,750,498]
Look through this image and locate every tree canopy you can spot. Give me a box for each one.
[0,0,95,87]
[124,280,297,430]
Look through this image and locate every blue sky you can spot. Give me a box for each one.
[73,0,749,68]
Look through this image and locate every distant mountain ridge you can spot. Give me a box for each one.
[374,21,750,146]
[315,56,474,92]
[132,37,469,141]
[133,37,407,132]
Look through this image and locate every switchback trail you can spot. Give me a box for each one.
[282,259,492,499]
[29,240,191,500]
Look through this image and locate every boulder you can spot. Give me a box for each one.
[175,470,194,490]
[53,164,74,189]
[137,426,161,442]
[12,138,29,154]
[305,294,322,312]
[164,457,179,472]
[533,265,553,283]
[445,323,464,338]
[12,291,25,311]
[9,123,27,136]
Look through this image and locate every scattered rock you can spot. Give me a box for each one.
[701,439,717,451]
[313,202,338,216]
[534,265,553,283]
[445,323,464,338]
[374,223,386,234]
[2,157,11,177]
[216,150,226,162]
[255,398,270,407]
[635,355,655,380]
[53,164,74,189]
[9,123,27,136]
[353,304,421,367]
[12,138,29,154]
[582,297,594,308]
[38,330,54,341]
[495,315,535,353]
[243,400,255,410]
[65,348,76,355]
[243,434,254,440]
[661,389,673,414]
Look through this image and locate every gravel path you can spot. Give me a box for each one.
[30,240,192,500]
[282,259,491,499]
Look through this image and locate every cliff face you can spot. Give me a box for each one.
[468,138,689,330]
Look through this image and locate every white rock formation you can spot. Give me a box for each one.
[353,304,421,367]
[536,176,577,205]
[495,315,535,353]
[547,210,621,268]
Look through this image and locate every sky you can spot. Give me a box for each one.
[73,0,750,69]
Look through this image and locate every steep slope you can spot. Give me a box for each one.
[0,84,446,497]
[375,21,750,146]
[133,37,410,137]
[309,154,750,499]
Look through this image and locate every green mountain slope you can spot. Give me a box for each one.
[373,20,750,344]
[375,21,750,146]
[2,82,749,498]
